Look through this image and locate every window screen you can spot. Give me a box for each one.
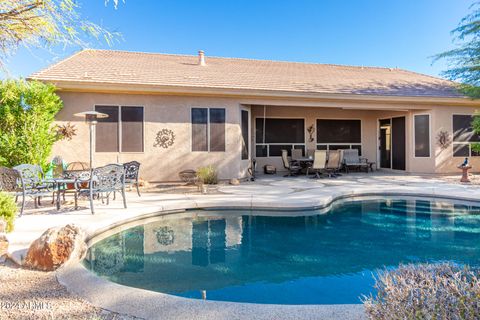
[255,118,305,143]
[241,110,249,160]
[209,108,225,152]
[453,115,480,142]
[316,119,361,143]
[121,107,143,152]
[414,115,430,157]
[192,108,208,151]
[191,108,226,152]
[453,144,469,157]
[95,106,119,152]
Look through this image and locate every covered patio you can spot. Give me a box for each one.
[245,104,424,175]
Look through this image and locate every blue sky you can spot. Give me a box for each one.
[5,0,474,78]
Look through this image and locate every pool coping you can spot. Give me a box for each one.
[55,190,480,320]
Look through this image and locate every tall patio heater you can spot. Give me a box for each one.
[73,111,108,170]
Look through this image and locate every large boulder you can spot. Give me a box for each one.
[24,224,87,271]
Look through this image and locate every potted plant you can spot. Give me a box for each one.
[196,165,218,194]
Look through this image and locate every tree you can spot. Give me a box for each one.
[435,2,480,151]
[0,0,120,66]
[0,79,63,171]
[435,1,480,98]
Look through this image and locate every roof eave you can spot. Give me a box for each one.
[28,78,479,106]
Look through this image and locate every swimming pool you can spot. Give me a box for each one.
[83,198,480,305]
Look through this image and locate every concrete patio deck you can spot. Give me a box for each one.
[6,171,480,320]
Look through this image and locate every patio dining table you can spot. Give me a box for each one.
[295,157,314,175]
[46,178,76,210]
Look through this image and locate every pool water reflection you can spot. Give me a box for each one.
[83,198,480,304]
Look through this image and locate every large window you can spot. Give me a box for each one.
[95,106,144,153]
[316,119,362,155]
[414,114,430,157]
[453,114,480,157]
[191,108,226,152]
[255,118,305,157]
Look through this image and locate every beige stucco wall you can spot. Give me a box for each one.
[54,92,249,181]
[51,91,480,181]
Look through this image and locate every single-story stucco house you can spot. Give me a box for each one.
[29,49,480,181]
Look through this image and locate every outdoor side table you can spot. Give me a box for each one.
[296,158,314,175]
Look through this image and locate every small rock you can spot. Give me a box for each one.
[229,178,240,185]
[24,224,87,271]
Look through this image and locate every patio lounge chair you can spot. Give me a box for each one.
[306,150,327,178]
[123,161,141,197]
[75,164,126,214]
[281,149,302,177]
[0,167,26,216]
[343,149,369,173]
[291,148,303,161]
[325,150,342,178]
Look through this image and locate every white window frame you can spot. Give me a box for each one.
[413,113,431,158]
[191,107,227,152]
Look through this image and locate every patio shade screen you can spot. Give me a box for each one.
[414,115,430,157]
[209,108,226,152]
[316,119,361,143]
[453,115,480,142]
[95,106,119,152]
[192,108,208,151]
[121,107,144,152]
[255,118,305,143]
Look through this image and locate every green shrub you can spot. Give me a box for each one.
[0,79,63,172]
[0,192,17,232]
[363,263,480,320]
[196,165,218,185]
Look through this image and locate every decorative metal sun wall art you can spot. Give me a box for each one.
[56,122,77,140]
[436,130,451,150]
[307,124,315,142]
[155,226,175,246]
[154,128,175,148]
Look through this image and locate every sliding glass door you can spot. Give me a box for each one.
[379,117,405,170]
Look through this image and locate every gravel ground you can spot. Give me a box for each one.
[0,260,141,320]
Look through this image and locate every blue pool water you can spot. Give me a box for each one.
[83,198,480,305]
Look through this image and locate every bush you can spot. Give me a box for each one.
[0,79,63,172]
[363,263,480,320]
[0,192,17,232]
[196,165,218,184]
